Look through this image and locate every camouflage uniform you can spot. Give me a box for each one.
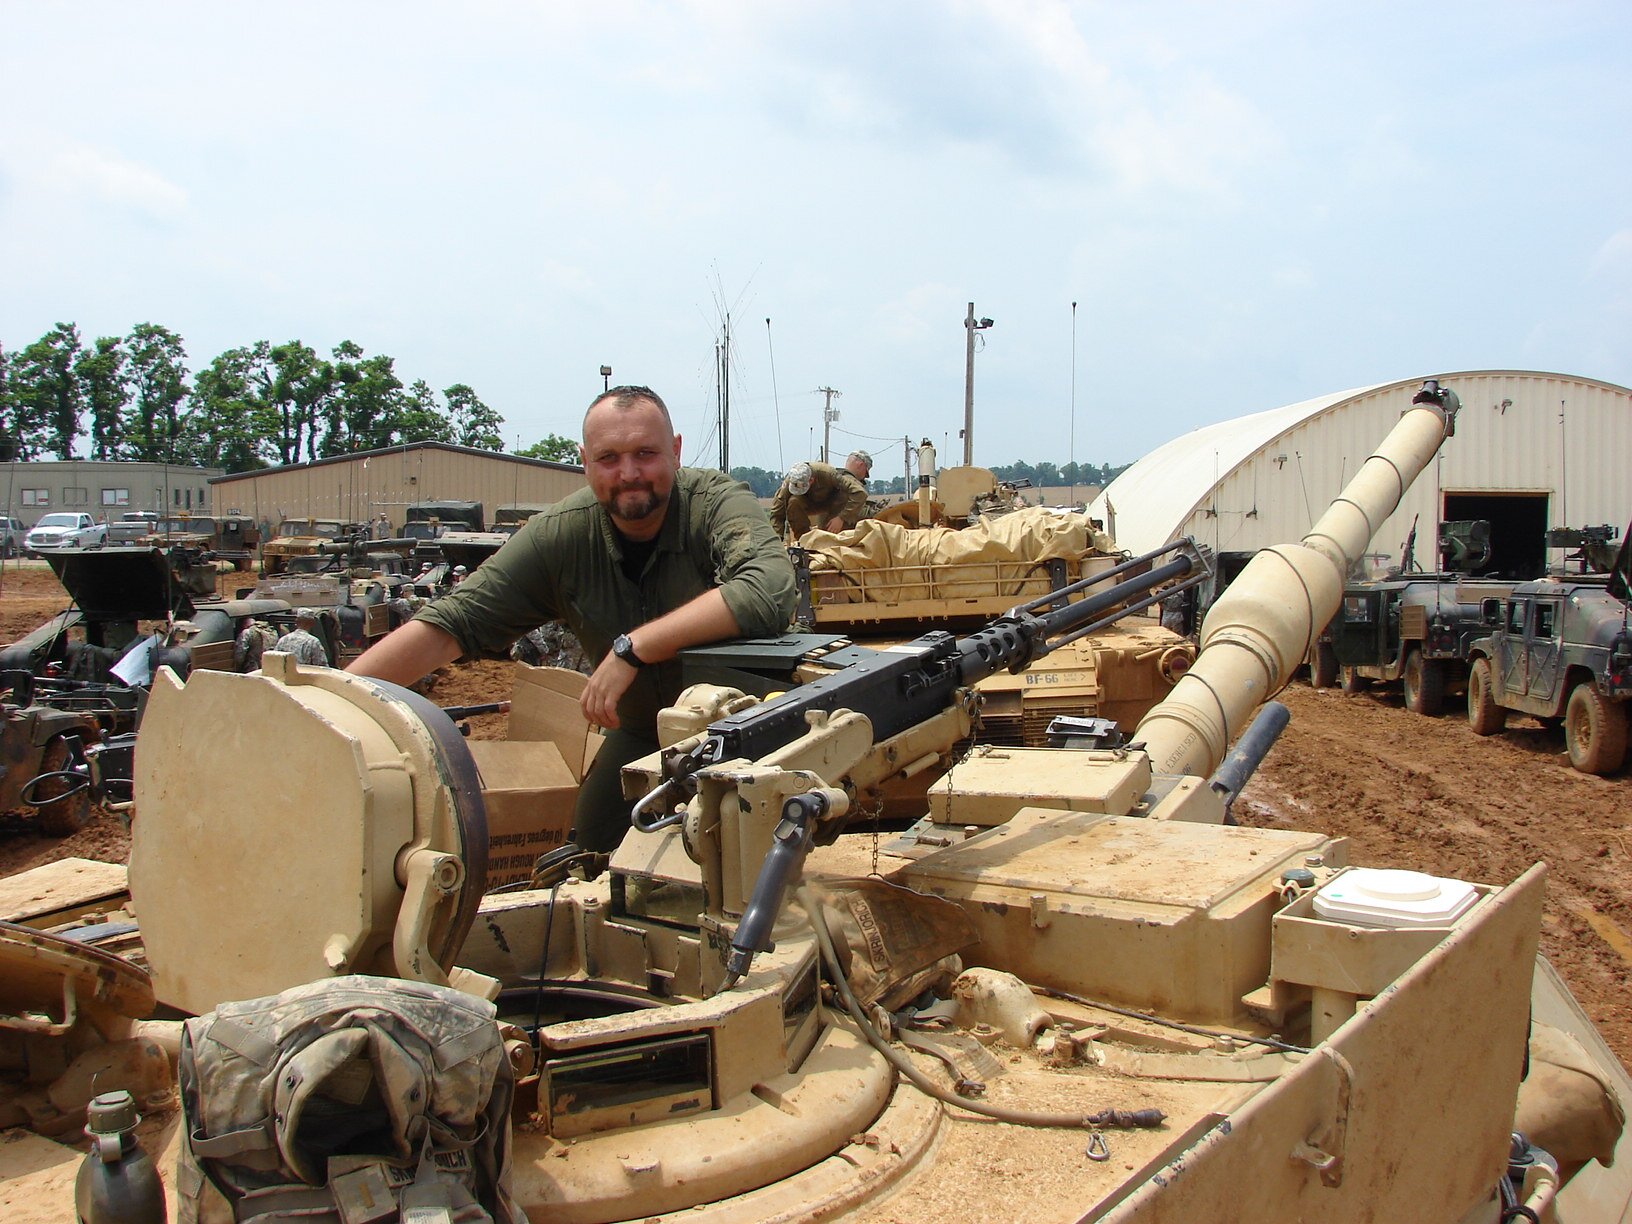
[234,621,279,672]
[511,622,591,673]
[272,626,328,666]
[770,461,869,540]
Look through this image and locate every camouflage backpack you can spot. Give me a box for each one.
[176,975,523,1224]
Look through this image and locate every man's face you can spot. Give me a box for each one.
[580,399,683,535]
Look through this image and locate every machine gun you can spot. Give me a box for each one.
[1547,523,1620,575]
[629,537,1212,986]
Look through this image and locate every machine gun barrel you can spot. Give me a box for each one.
[676,539,1208,780]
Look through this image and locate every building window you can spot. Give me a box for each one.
[21,488,49,507]
[64,486,89,506]
[101,488,131,506]
[174,488,182,507]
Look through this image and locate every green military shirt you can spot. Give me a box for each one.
[414,467,795,738]
[769,462,869,538]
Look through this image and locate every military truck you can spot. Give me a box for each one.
[1325,523,1517,715]
[260,517,368,576]
[402,499,484,568]
[1465,573,1632,774]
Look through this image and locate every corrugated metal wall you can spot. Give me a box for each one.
[1174,372,1630,565]
[211,445,585,530]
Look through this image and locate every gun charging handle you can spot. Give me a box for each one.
[719,786,850,991]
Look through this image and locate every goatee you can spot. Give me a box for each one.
[609,485,666,522]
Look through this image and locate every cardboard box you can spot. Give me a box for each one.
[467,667,604,889]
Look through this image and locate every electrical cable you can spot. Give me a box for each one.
[797,886,1165,1132]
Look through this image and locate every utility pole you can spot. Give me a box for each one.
[963,303,993,467]
[718,317,731,473]
[903,435,911,497]
[818,387,841,464]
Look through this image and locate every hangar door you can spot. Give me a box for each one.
[1443,492,1548,579]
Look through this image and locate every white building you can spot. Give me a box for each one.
[1,460,224,527]
[1091,371,1631,578]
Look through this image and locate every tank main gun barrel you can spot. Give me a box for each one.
[1134,380,1460,778]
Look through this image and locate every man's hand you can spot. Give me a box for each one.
[823,515,846,532]
[581,653,638,729]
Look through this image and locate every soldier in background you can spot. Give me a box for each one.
[769,460,869,541]
[273,610,329,666]
[844,449,873,484]
[234,616,279,672]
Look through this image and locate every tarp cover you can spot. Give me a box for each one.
[802,507,1112,604]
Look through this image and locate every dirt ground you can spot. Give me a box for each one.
[0,558,1626,1075]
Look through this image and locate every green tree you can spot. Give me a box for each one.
[264,341,333,464]
[184,344,272,471]
[400,380,454,444]
[126,323,190,461]
[11,323,85,459]
[323,341,404,456]
[444,383,504,450]
[728,466,781,497]
[76,335,132,460]
[516,433,580,464]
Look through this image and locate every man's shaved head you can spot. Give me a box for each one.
[583,385,674,438]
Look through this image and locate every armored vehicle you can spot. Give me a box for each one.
[1465,572,1632,774]
[402,499,485,567]
[1326,523,1517,714]
[5,382,1630,1223]
[260,517,368,576]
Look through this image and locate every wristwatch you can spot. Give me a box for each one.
[611,634,647,667]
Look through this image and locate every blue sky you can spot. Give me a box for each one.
[2,2,1627,480]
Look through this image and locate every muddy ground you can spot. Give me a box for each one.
[1,560,1626,1073]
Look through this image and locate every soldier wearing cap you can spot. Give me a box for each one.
[273,610,329,667]
[844,450,873,483]
[769,459,869,541]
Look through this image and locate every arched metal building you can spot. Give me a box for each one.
[1091,370,1631,578]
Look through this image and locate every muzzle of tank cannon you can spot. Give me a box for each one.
[1136,383,1458,778]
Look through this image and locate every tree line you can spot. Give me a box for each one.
[0,322,582,471]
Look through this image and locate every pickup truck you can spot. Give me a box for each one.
[1466,576,1632,774]
[24,512,96,554]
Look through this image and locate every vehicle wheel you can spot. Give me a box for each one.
[1309,641,1338,689]
[1402,649,1446,716]
[32,737,94,837]
[1339,664,1371,694]
[1467,657,1507,736]
[1564,683,1629,775]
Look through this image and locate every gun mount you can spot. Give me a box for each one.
[19,381,1630,1223]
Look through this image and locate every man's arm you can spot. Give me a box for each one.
[346,620,463,686]
[835,472,868,529]
[768,484,789,540]
[579,588,740,729]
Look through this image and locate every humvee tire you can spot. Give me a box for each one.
[1309,641,1338,689]
[1402,648,1445,716]
[1468,657,1506,736]
[1564,682,1628,776]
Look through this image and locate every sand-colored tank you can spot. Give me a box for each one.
[5,383,1629,1222]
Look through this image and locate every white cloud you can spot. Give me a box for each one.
[42,146,188,220]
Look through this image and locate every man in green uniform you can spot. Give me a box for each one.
[348,386,796,852]
[769,459,869,541]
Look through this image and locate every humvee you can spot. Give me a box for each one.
[1466,574,1632,774]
